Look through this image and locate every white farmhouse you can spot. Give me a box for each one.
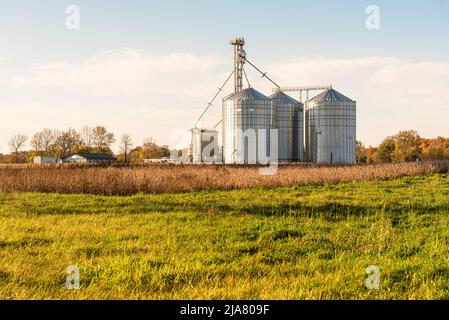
[33,156,57,164]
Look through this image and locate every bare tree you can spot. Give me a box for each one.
[142,137,156,149]
[8,134,28,163]
[119,134,133,164]
[52,129,64,159]
[41,128,57,153]
[91,126,115,152]
[30,128,57,155]
[80,126,93,150]
[30,132,44,153]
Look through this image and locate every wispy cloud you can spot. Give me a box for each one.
[11,49,227,98]
[265,56,449,105]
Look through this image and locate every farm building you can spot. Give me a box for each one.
[62,152,117,164]
[143,158,178,164]
[33,156,57,164]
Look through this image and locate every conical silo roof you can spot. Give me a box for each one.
[269,91,303,105]
[224,87,268,101]
[308,89,354,103]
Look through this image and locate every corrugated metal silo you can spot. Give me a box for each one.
[305,89,356,164]
[222,88,271,164]
[269,91,304,162]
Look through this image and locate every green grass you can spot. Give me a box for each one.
[1,174,449,299]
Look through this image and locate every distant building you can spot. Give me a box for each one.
[62,152,117,164]
[189,128,220,164]
[33,156,57,164]
[143,158,179,164]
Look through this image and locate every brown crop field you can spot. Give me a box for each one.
[0,161,448,196]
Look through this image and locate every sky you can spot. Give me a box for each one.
[1,0,449,152]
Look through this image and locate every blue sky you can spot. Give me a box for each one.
[2,0,449,61]
[1,0,449,151]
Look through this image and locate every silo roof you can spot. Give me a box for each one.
[269,91,303,105]
[224,87,268,101]
[308,89,355,103]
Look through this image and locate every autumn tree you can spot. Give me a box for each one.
[356,140,367,164]
[54,128,82,158]
[140,138,157,160]
[377,137,395,163]
[392,130,422,162]
[138,138,171,160]
[128,146,143,163]
[159,145,171,158]
[420,137,449,160]
[365,146,378,164]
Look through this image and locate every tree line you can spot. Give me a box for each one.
[1,126,170,164]
[3,128,448,165]
[357,130,449,164]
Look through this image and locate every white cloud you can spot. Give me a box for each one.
[11,49,227,98]
[265,56,449,104]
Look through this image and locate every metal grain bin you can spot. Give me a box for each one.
[269,91,304,162]
[222,88,271,164]
[305,89,356,164]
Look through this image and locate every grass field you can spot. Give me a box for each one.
[1,173,449,299]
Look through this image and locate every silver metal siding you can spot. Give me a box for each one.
[269,92,304,162]
[305,89,356,164]
[222,88,271,164]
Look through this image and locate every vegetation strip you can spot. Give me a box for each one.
[0,161,448,195]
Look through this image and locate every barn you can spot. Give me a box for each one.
[62,152,117,164]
